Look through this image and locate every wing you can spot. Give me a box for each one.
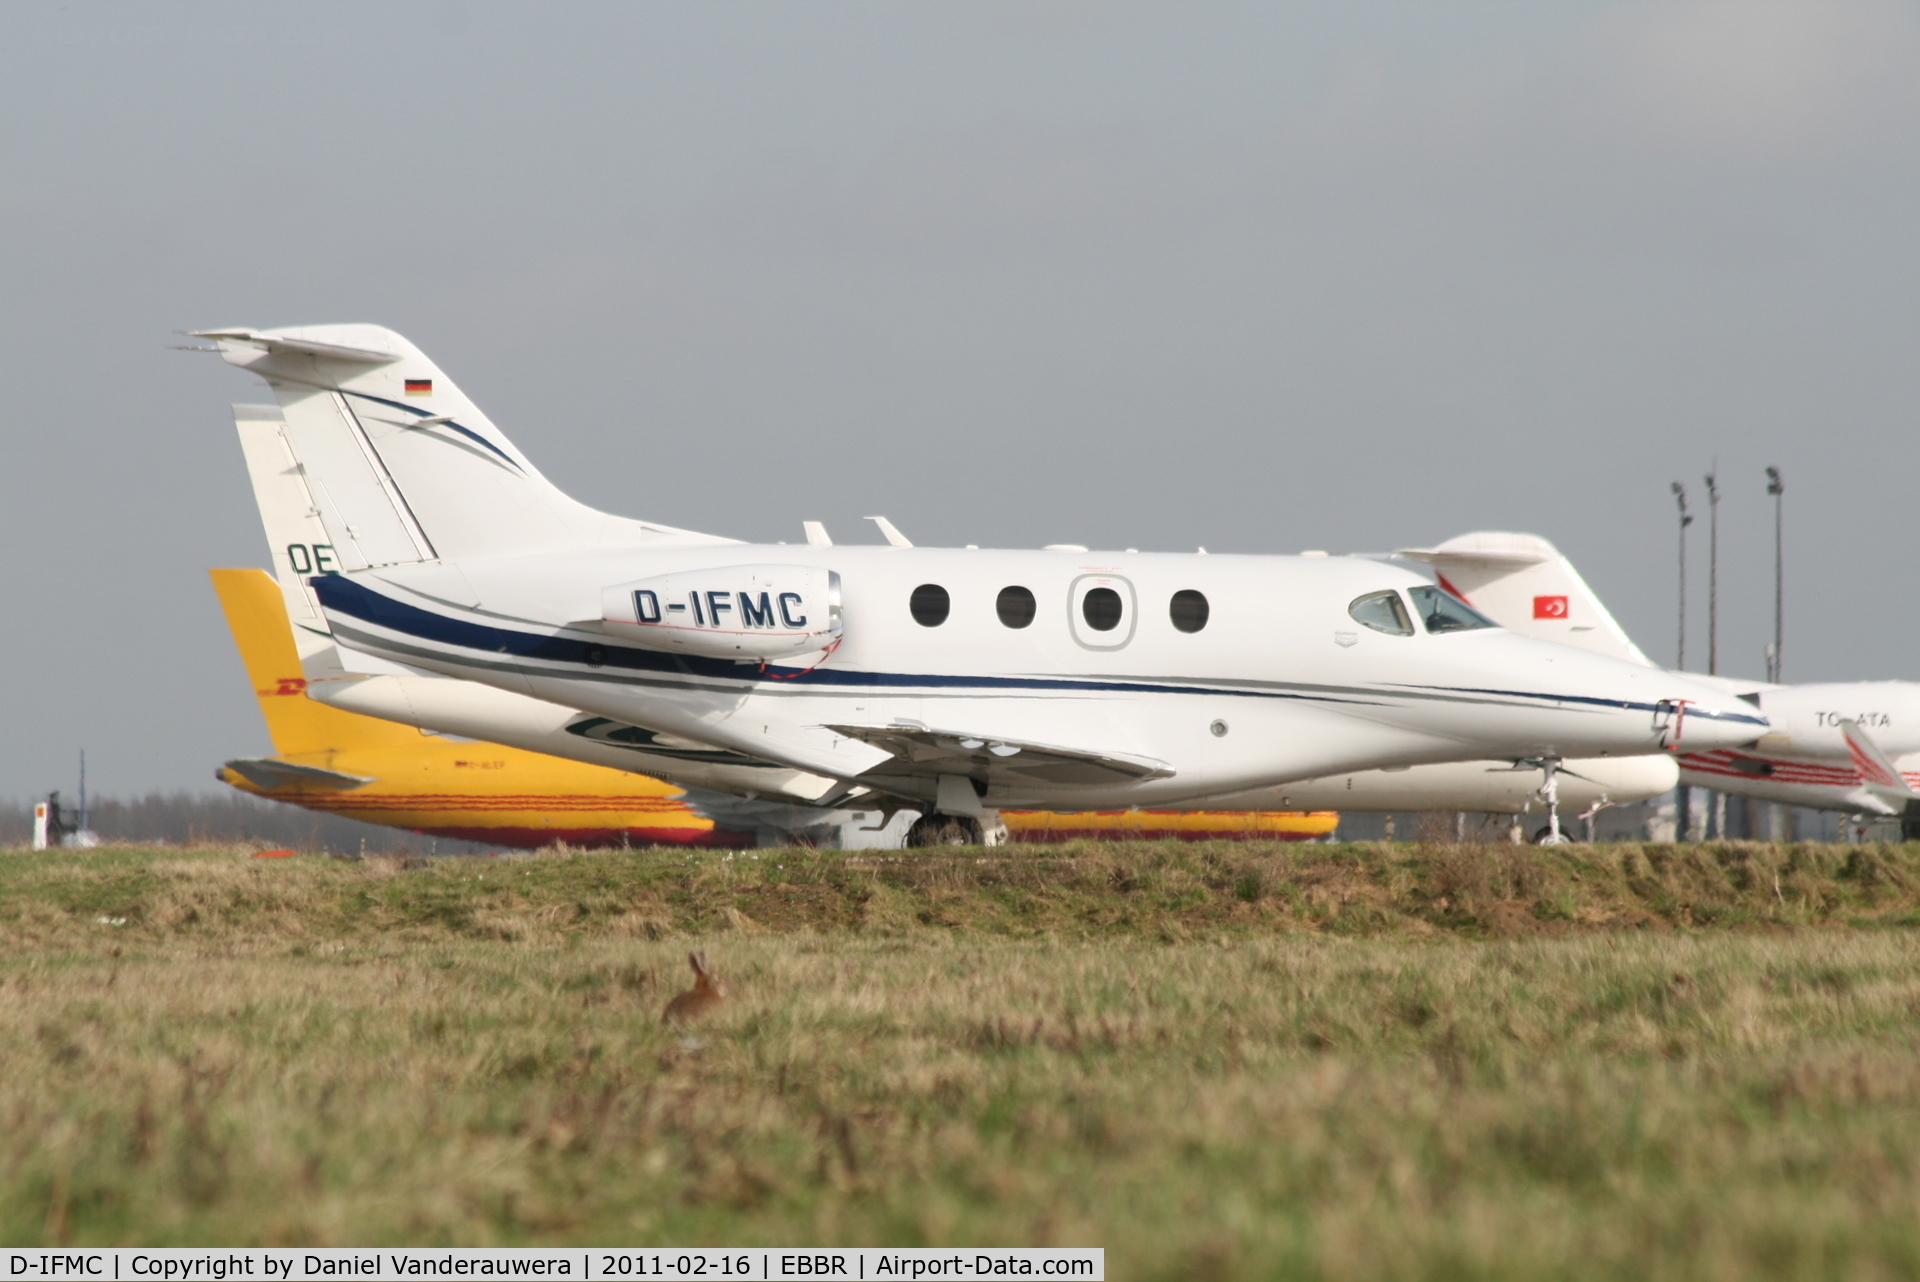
[823,723,1174,789]
[221,758,374,792]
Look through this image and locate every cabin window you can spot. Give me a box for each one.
[1170,589,1209,633]
[910,583,951,627]
[1349,589,1414,636]
[1408,585,1495,634]
[997,585,1037,629]
[1082,586,1124,632]
[1069,574,1136,649]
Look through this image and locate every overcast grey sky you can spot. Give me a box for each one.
[4,1,1918,799]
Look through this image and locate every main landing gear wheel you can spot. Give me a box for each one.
[905,813,984,847]
[1529,757,1570,844]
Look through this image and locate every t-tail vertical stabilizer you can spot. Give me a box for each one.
[1396,531,1654,667]
[199,325,730,564]
[231,402,342,662]
[230,401,407,686]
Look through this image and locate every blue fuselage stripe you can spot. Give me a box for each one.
[311,575,1330,699]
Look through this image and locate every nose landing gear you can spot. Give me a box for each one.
[1534,757,1569,844]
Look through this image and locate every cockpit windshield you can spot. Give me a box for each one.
[1349,589,1414,636]
[1408,585,1496,634]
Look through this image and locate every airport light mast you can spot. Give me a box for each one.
[1671,481,1693,842]
[1704,469,1723,838]
[1766,467,1783,683]
[1765,465,1788,842]
[1671,482,1691,670]
[1705,469,1720,678]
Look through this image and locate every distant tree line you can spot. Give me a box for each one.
[0,791,488,854]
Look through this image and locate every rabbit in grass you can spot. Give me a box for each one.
[663,951,726,1022]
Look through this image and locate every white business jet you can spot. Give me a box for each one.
[226,399,1679,842]
[224,397,1674,840]
[1396,531,1920,830]
[193,325,1764,844]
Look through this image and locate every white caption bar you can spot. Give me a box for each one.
[4,1250,1102,1282]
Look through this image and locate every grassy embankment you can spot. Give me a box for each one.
[2,840,1919,1278]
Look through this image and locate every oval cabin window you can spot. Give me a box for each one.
[1169,589,1209,633]
[1081,587,1124,632]
[997,585,1037,629]
[910,583,951,627]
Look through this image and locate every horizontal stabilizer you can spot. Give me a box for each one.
[221,757,374,792]
[824,723,1175,788]
[191,329,397,364]
[1839,719,1914,805]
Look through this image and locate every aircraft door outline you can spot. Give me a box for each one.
[1068,574,1137,651]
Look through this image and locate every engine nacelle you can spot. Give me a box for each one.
[601,565,842,660]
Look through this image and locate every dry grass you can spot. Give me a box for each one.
[5,838,1918,951]
[2,842,1919,1278]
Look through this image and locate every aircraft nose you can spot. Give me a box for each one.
[1479,636,1771,758]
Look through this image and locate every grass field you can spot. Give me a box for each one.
[3,840,1919,1279]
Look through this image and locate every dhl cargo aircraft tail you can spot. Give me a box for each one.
[210,567,750,849]
[211,566,420,763]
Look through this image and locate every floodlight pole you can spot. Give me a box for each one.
[1704,469,1722,839]
[1705,469,1719,678]
[1671,482,1691,671]
[1671,482,1693,842]
[1766,467,1783,683]
[1765,466,1787,843]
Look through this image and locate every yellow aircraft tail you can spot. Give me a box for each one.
[209,568,420,758]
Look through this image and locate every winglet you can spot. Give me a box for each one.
[1840,718,1914,804]
[803,520,833,547]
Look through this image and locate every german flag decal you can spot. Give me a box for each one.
[405,379,432,396]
